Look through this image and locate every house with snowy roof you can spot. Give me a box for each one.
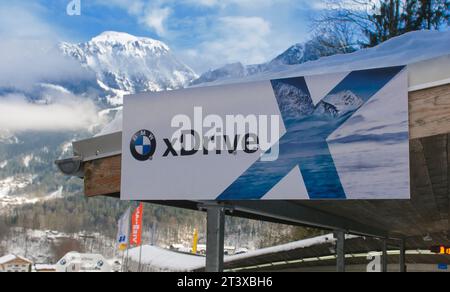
[0,254,33,272]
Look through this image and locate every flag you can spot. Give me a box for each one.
[117,207,131,251]
[130,203,144,246]
[192,229,199,254]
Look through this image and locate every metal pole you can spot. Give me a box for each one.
[382,240,388,272]
[125,247,129,272]
[138,244,143,272]
[121,250,125,272]
[335,231,346,273]
[205,206,225,272]
[399,239,406,273]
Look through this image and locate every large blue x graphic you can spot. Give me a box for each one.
[217,66,404,200]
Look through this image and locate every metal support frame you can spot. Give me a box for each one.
[227,201,389,238]
[203,203,226,272]
[399,239,407,273]
[382,240,388,272]
[335,231,346,273]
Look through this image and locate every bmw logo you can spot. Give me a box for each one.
[130,130,157,161]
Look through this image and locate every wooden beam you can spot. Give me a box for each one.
[84,155,121,197]
[447,134,450,239]
[409,84,450,139]
[421,135,449,222]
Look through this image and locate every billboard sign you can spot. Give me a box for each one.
[122,66,410,200]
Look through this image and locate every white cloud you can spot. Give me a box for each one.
[93,0,317,71]
[95,0,172,37]
[198,16,272,65]
[0,2,101,133]
[0,2,60,40]
[0,91,102,133]
[94,0,144,14]
[184,0,296,9]
[0,2,91,91]
[0,40,92,91]
[176,15,299,72]
[141,7,172,36]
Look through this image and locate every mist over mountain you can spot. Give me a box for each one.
[0,31,199,204]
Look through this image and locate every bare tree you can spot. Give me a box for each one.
[313,0,450,47]
[311,21,359,53]
[0,218,9,242]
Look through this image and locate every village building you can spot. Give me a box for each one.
[0,254,33,272]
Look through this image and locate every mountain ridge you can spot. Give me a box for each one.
[191,37,351,86]
[0,31,200,203]
[60,32,198,100]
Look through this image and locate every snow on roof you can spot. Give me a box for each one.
[0,254,33,265]
[34,264,56,271]
[127,245,205,272]
[0,255,16,264]
[98,30,450,136]
[223,233,357,264]
[128,234,357,271]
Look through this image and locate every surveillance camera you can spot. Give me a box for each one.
[55,156,83,177]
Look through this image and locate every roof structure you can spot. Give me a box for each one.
[0,254,33,265]
[125,234,450,272]
[220,234,450,272]
[127,245,205,272]
[33,264,56,271]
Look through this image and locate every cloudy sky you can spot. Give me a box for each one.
[0,0,326,134]
[0,0,324,72]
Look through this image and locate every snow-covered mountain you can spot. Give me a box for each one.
[192,38,346,86]
[314,101,340,118]
[272,81,363,120]
[60,31,198,104]
[319,90,364,117]
[324,90,364,115]
[0,32,199,202]
[271,82,314,120]
[191,63,247,86]
[269,43,316,67]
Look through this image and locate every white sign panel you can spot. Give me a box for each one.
[122,66,410,200]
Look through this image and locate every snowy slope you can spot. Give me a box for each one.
[60,31,198,96]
